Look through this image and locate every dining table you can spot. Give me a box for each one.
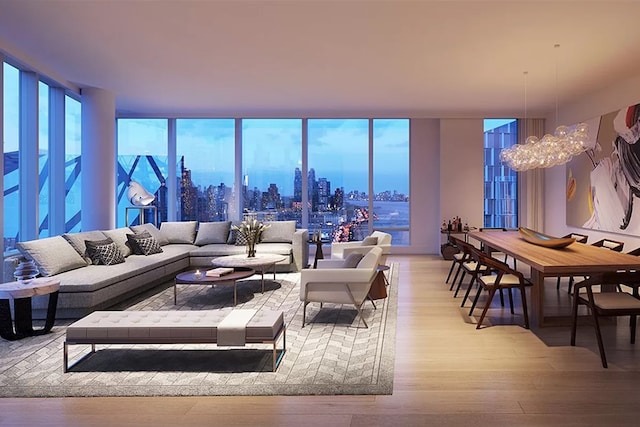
[468,230,640,327]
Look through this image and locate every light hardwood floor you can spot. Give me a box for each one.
[2,255,640,427]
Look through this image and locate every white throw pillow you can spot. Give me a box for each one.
[130,223,170,246]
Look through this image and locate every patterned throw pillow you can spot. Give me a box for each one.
[85,238,125,266]
[126,231,163,256]
[235,232,249,246]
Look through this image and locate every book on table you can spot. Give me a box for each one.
[206,267,234,277]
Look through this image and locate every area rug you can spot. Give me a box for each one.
[0,263,398,397]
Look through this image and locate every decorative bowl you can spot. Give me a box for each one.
[518,227,576,249]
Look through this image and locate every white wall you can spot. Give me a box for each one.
[544,73,640,250]
[408,119,441,254]
[440,119,485,230]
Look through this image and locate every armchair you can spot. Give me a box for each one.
[300,246,383,328]
[329,231,392,264]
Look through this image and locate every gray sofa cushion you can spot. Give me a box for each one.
[62,230,108,264]
[342,252,364,268]
[195,221,231,245]
[102,227,134,257]
[160,221,197,244]
[260,221,296,243]
[17,235,87,277]
[130,223,170,246]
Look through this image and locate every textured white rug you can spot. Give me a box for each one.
[0,264,398,397]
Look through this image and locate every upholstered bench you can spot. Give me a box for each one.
[63,309,285,372]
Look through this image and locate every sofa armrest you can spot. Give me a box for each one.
[292,229,309,272]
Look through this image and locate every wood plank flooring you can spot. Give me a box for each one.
[1,255,640,426]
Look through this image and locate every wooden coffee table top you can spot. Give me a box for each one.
[175,267,255,285]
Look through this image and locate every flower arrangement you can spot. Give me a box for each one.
[232,219,270,257]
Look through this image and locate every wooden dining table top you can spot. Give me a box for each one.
[468,230,640,275]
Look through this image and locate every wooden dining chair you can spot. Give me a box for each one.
[468,250,531,329]
[445,235,466,286]
[571,272,640,368]
[453,241,489,307]
[556,232,589,290]
[564,237,624,294]
[478,227,517,268]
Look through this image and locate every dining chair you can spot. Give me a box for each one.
[445,235,466,287]
[478,227,516,268]
[571,272,640,368]
[468,251,531,330]
[454,240,498,308]
[564,237,624,294]
[556,232,589,290]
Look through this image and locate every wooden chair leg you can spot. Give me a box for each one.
[507,288,514,314]
[460,276,477,307]
[588,303,608,368]
[556,276,562,290]
[631,315,637,344]
[446,261,456,283]
[453,271,466,295]
[469,283,484,316]
[520,285,529,329]
[476,286,498,329]
[450,265,462,291]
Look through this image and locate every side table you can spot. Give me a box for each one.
[310,238,331,268]
[0,278,60,341]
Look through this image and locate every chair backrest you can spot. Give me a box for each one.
[471,249,524,283]
[563,232,588,244]
[356,246,383,270]
[370,231,392,246]
[592,238,624,252]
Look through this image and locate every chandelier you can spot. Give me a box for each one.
[500,45,590,172]
[499,122,590,171]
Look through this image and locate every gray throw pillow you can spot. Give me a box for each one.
[17,235,87,277]
[260,221,296,243]
[195,221,231,245]
[130,223,170,246]
[62,230,108,264]
[362,236,378,246]
[102,227,134,257]
[342,252,364,268]
[159,221,197,244]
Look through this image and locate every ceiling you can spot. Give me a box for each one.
[1,0,640,118]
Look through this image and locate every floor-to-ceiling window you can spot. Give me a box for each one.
[116,119,168,227]
[484,119,518,228]
[373,119,410,245]
[308,119,369,241]
[176,119,235,222]
[65,95,81,232]
[3,62,19,253]
[241,119,302,224]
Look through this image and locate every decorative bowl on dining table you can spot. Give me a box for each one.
[518,227,576,249]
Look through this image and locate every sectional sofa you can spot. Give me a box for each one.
[4,221,308,319]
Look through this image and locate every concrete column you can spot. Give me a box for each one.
[81,87,115,231]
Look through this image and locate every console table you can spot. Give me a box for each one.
[0,278,60,340]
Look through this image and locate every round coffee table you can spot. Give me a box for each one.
[0,278,60,340]
[211,253,287,294]
[174,267,255,306]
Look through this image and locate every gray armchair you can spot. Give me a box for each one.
[300,246,383,328]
